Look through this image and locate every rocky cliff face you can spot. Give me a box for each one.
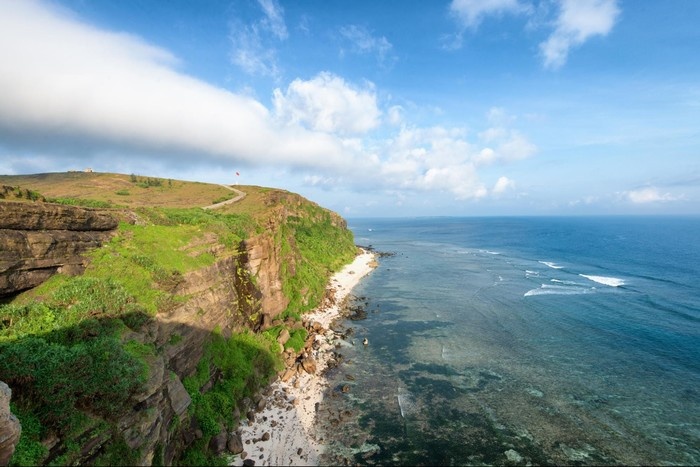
[0,192,354,465]
[0,201,118,297]
[0,382,21,466]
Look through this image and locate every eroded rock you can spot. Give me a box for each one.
[0,381,21,467]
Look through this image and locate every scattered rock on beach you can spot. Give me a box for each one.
[227,433,244,454]
[209,430,228,454]
[301,357,317,374]
[281,368,296,382]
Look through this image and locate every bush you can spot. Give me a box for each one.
[0,335,146,428]
[48,197,112,208]
[9,405,48,466]
[285,328,307,352]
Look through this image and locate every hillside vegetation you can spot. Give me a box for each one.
[0,172,357,465]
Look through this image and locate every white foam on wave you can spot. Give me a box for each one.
[579,274,625,287]
[539,261,564,269]
[480,249,501,255]
[524,284,593,297]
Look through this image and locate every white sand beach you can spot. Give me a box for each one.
[231,249,376,466]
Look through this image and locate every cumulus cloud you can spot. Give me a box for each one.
[476,108,537,164]
[230,0,287,77]
[272,72,381,135]
[0,0,538,206]
[370,118,534,200]
[492,176,516,195]
[0,0,349,170]
[540,0,620,69]
[624,187,680,204]
[387,105,405,126]
[339,25,396,68]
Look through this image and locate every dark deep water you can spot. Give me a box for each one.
[317,217,700,465]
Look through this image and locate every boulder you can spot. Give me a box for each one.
[301,357,317,375]
[0,382,21,466]
[227,433,244,454]
[280,368,296,382]
[209,430,228,455]
[277,329,290,346]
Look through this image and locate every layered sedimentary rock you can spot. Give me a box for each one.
[0,202,118,297]
[0,191,353,465]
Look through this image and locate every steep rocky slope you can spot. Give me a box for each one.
[0,178,357,466]
[0,201,118,297]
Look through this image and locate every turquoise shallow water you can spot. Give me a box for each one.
[317,217,700,465]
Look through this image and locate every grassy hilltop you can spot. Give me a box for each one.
[0,172,357,465]
[2,171,278,212]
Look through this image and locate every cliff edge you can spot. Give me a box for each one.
[0,175,357,465]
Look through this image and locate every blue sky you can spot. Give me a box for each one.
[0,0,698,216]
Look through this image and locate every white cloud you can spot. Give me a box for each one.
[0,0,349,170]
[387,105,404,126]
[492,176,516,195]
[339,25,395,67]
[272,72,381,135]
[373,121,532,201]
[624,187,680,204]
[450,0,529,29]
[0,0,539,209]
[476,109,537,165]
[257,0,288,40]
[540,0,620,69]
[229,0,287,77]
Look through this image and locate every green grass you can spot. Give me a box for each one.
[279,207,356,315]
[47,197,114,208]
[0,181,358,465]
[181,330,282,462]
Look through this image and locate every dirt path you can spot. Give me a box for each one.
[201,185,246,210]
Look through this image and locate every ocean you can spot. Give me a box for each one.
[316,216,700,465]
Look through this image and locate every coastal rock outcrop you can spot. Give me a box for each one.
[0,381,21,466]
[0,201,118,297]
[0,186,357,465]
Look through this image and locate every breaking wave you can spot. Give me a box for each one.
[580,274,625,287]
[539,261,564,269]
[524,284,594,297]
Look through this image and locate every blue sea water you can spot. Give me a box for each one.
[317,217,700,465]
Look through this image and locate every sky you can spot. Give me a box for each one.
[1,0,699,217]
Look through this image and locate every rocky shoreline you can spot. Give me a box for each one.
[230,249,377,466]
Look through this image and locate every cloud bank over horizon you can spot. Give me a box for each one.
[0,0,537,204]
[0,0,696,215]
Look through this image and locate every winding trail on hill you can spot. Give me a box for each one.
[202,184,246,210]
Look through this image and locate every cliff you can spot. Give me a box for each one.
[0,201,118,297]
[0,181,357,466]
